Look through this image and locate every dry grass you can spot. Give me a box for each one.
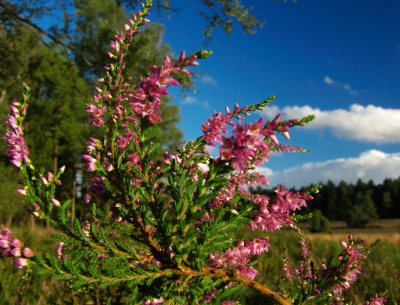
[299,218,400,245]
[305,229,400,245]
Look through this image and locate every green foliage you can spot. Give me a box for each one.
[343,191,379,228]
[310,209,332,233]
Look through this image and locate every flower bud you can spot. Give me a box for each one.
[16,188,28,195]
[22,247,34,257]
[0,240,10,249]
[0,228,12,240]
[10,239,23,248]
[41,176,48,186]
[14,258,28,268]
[10,247,21,257]
[50,198,61,207]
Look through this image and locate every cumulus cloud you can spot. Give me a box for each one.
[258,150,400,188]
[261,104,400,143]
[323,75,359,95]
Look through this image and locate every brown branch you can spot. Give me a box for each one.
[0,2,93,66]
[79,266,293,305]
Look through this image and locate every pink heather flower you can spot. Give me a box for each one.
[143,297,163,305]
[14,257,28,268]
[10,247,21,257]
[41,176,48,185]
[50,198,61,207]
[16,188,28,195]
[81,221,90,237]
[10,239,23,248]
[26,203,40,217]
[235,265,258,280]
[246,237,269,255]
[3,115,31,170]
[162,151,171,164]
[87,138,101,153]
[86,104,105,127]
[0,239,10,249]
[22,247,34,258]
[364,294,387,305]
[82,155,97,172]
[110,41,120,52]
[222,301,237,305]
[56,242,64,258]
[0,228,12,240]
[83,193,91,204]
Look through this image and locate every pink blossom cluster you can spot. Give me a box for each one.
[295,232,312,281]
[130,52,196,124]
[84,14,201,205]
[143,297,163,305]
[3,102,31,171]
[87,10,149,128]
[330,236,365,294]
[207,237,269,280]
[364,294,387,305]
[249,185,312,232]
[0,228,33,268]
[201,104,294,171]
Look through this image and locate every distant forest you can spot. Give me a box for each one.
[251,177,400,225]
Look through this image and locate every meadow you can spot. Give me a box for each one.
[1,220,399,304]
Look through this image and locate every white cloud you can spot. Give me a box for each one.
[181,96,209,108]
[261,104,400,143]
[181,96,198,105]
[258,150,400,188]
[323,75,359,95]
[198,74,217,85]
[323,76,334,84]
[342,83,359,95]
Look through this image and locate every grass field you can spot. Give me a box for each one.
[0,220,399,304]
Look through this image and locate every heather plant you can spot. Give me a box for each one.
[1,1,387,304]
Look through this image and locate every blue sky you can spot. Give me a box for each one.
[36,0,400,189]
[155,0,400,188]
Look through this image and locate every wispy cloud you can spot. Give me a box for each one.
[197,74,217,85]
[261,104,400,143]
[323,75,359,95]
[257,150,400,188]
[323,76,334,85]
[180,96,209,108]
